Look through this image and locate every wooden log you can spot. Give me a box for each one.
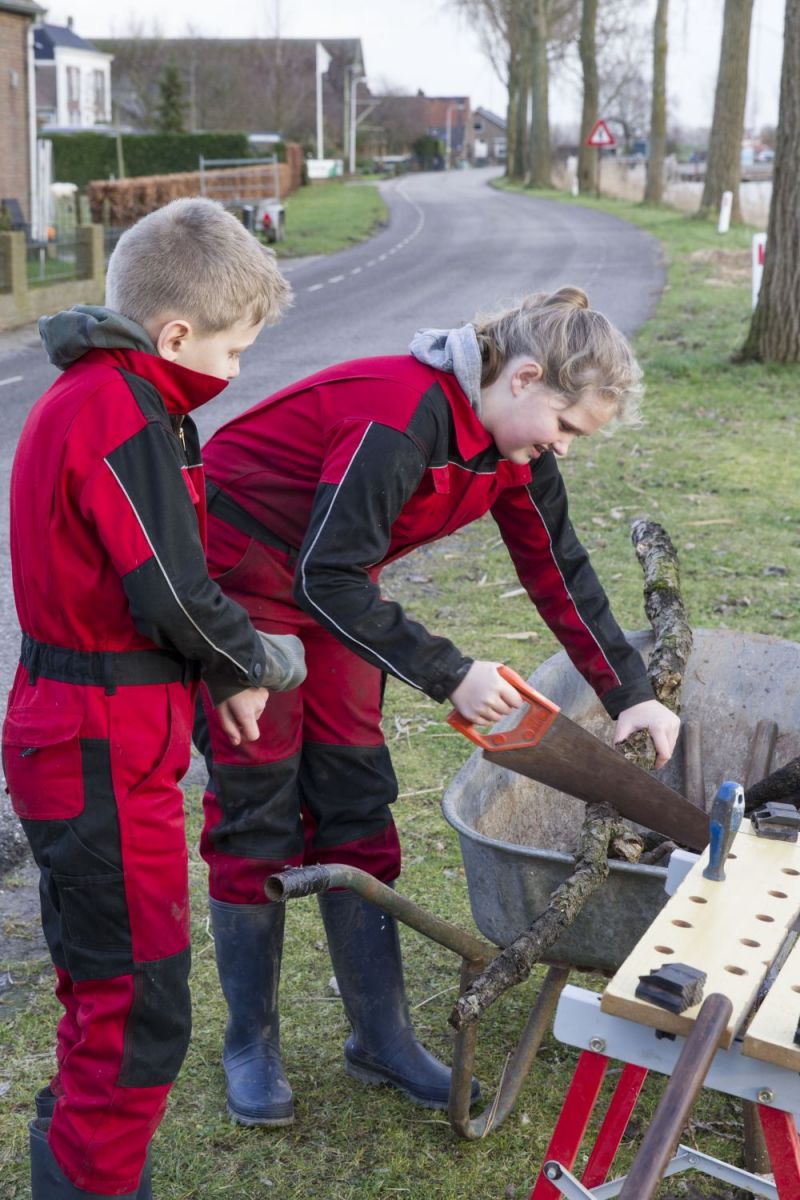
[449,520,693,1031]
[745,753,800,812]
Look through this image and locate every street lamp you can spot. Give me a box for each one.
[349,70,367,175]
[445,101,464,170]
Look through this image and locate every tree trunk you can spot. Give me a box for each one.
[527,0,552,187]
[513,42,531,180]
[739,0,800,362]
[644,0,669,205]
[577,0,597,196]
[699,0,754,222]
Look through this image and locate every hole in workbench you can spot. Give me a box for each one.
[654,945,674,954]
[792,986,800,994]
[756,914,775,922]
[740,938,760,947]
[768,890,788,899]
[672,920,692,928]
[725,965,747,975]
[688,896,707,904]
[782,868,800,876]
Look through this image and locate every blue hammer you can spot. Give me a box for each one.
[703,780,745,882]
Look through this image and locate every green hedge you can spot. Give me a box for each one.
[46,132,286,189]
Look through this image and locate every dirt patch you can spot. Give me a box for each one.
[688,247,751,288]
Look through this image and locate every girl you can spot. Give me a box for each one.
[195,286,679,1126]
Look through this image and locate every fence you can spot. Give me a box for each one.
[0,225,104,330]
[87,143,305,228]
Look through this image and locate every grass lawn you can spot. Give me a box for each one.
[274,180,388,259]
[2,192,799,1198]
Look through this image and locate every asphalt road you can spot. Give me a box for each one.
[0,166,664,736]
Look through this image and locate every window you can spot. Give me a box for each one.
[93,70,106,122]
[66,65,81,122]
[473,119,483,132]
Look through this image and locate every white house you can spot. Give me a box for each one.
[472,107,507,164]
[34,20,112,129]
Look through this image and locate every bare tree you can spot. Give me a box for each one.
[699,0,754,221]
[577,0,598,194]
[453,0,577,182]
[740,0,800,362]
[644,0,669,204]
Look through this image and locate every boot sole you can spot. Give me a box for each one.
[344,1058,451,1110]
[227,1103,294,1128]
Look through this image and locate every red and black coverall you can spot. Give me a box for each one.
[198,356,655,903]
[3,345,267,1194]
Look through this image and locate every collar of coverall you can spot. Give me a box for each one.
[38,304,227,413]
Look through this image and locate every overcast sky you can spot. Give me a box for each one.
[44,0,785,133]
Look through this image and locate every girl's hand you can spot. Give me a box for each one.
[614,699,680,768]
[450,661,525,724]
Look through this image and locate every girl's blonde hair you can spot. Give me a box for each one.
[106,197,293,334]
[473,286,643,424]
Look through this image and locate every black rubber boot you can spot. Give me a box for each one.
[318,889,480,1110]
[33,1100,153,1196]
[209,898,294,1126]
[30,1118,146,1198]
[34,1085,57,1119]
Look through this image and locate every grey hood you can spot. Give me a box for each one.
[39,305,157,370]
[409,323,483,418]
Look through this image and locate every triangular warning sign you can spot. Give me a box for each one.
[586,119,616,148]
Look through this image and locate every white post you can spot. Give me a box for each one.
[752,232,767,309]
[27,23,39,239]
[315,42,331,162]
[349,73,358,175]
[718,190,733,234]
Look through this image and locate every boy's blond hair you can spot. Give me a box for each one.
[105,197,292,333]
[473,286,643,424]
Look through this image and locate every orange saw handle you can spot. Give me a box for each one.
[446,665,560,752]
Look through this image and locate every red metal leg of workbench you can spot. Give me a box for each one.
[580,1063,649,1189]
[529,1051,609,1200]
[758,1106,800,1200]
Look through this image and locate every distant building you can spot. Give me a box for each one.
[472,107,506,163]
[33,20,113,129]
[424,95,472,165]
[362,92,472,165]
[96,36,364,151]
[0,0,43,223]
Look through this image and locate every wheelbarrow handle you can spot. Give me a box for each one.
[446,665,561,752]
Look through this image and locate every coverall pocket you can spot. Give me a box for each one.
[2,705,85,820]
[53,870,130,951]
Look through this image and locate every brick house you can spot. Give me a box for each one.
[0,0,42,223]
[423,96,472,166]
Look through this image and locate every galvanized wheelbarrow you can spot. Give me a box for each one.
[267,629,800,1140]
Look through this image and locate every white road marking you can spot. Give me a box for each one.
[0,376,23,386]
[328,274,345,283]
[350,267,362,275]
[307,283,324,292]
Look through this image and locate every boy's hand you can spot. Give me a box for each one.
[217,688,269,746]
[449,661,525,724]
[614,699,680,768]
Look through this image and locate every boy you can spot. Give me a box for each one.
[3,198,304,1198]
